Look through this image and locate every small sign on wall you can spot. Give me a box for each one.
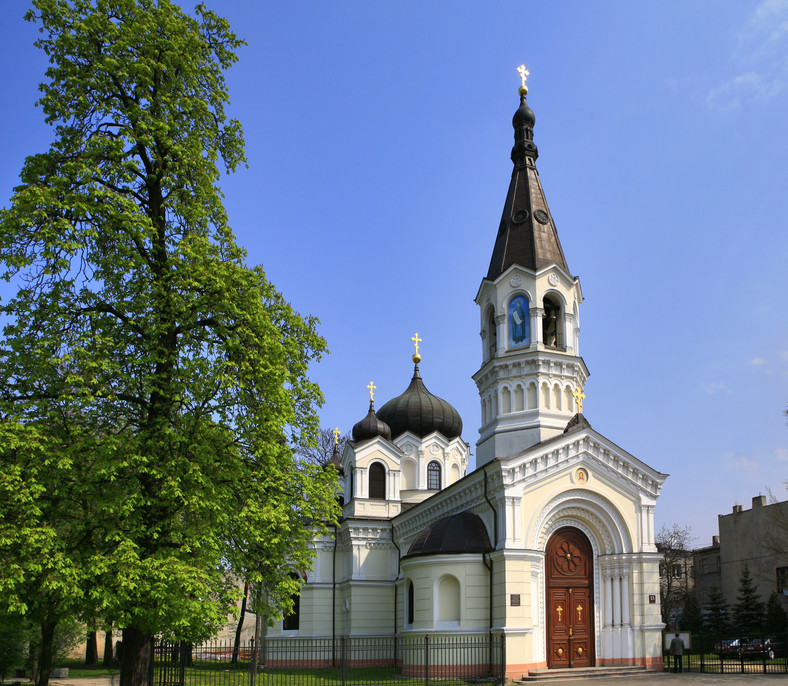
[649,594,656,604]
[511,594,520,606]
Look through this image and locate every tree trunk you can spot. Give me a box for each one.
[103,629,114,666]
[119,627,152,686]
[36,621,57,686]
[85,630,98,665]
[231,581,249,664]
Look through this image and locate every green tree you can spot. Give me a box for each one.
[0,2,338,686]
[765,592,788,634]
[656,524,694,626]
[679,592,704,633]
[705,586,730,635]
[732,565,765,633]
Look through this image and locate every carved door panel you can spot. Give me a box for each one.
[546,527,594,669]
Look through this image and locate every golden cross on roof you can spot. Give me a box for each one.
[572,386,586,414]
[332,427,341,445]
[517,64,530,89]
[367,381,376,402]
[411,332,422,356]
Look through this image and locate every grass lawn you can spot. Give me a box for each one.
[57,660,120,679]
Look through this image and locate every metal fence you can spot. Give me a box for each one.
[152,635,505,686]
[664,633,788,674]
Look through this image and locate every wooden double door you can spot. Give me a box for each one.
[546,527,594,668]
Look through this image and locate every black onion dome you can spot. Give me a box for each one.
[352,401,392,442]
[376,364,462,440]
[406,512,492,558]
[325,444,344,476]
[512,94,535,129]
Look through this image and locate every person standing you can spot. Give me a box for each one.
[670,632,685,673]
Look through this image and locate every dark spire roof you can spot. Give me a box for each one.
[405,511,492,558]
[376,364,462,440]
[352,400,392,443]
[486,86,569,280]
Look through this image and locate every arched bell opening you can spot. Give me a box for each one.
[542,294,564,349]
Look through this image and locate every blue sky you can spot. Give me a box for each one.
[1,1,787,546]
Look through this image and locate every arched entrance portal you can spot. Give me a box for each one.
[546,527,594,668]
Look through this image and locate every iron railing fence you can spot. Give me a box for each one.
[152,635,506,686]
[664,632,788,674]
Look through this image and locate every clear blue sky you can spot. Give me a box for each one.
[1,1,787,547]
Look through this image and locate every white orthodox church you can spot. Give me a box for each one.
[264,75,668,678]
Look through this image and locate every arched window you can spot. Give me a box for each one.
[283,572,301,631]
[436,575,461,624]
[369,462,386,500]
[407,580,415,625]
[427,461,441,490]
[502,387,512,414]
[542,294,563,348]
[487,309,497,360]
[508,295,530,348]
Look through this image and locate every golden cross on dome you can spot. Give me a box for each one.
[572,386,586,414]
[332,427,341,445]
[517,64,530,89]
[411,332,422,356]
[367,381,376,401]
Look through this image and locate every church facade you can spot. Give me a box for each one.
[265,75,668,677]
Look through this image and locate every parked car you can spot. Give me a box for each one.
[742,638,784,660]
[714,638,750,657]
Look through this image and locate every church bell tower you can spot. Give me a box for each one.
[474,67,588,466]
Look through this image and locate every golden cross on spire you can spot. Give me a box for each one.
[411,332,423,364]
[517,64,530,89]
[332,427,341,445]
[572,386,586,414]
[367,381,376,402]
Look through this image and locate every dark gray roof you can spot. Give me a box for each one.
[486,92,569,280]
[376,364,462,440]
[405,511,492,558]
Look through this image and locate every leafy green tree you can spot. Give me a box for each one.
[679,592,704,633]
[732,565,765,633]
[705,586,730,635]
[0,612,35,681]
[765,592,788,634]
[0,421,96,686]
[0,2,338,686]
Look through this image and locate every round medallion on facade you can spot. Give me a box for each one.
[534,209,550,224]
[402,443,414,454]
[512,209,529,224]
[510,274,522,287]
[548,273,559,286]
[429,444,440,455]
[573,467,589,484]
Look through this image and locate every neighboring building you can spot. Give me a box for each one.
[692,536,721,609]
[265,75,668,678]
[717,496,788,613]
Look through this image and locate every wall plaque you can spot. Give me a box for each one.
[511,594,520,606]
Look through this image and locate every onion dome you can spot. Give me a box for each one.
[405,511,492,558]
[325,443,344,476]
[376,363,462,440]
[352,400,392,442]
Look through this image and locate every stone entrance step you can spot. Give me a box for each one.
[518,665,657,681]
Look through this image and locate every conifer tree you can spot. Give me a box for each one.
[679,592,704,633]
[705,586,730,635]
[765,592,788,634]
[732,565,765,634]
